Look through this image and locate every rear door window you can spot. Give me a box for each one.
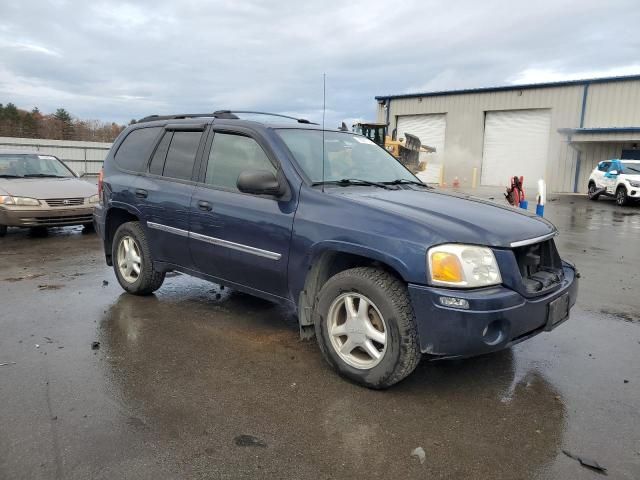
[114,127,162,172]
[205,132,276,192]
[598,162,610,172]
[161,131,202,181]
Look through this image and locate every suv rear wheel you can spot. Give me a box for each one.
[616,186,629,206]
[112,221,165,295]
[314,267,420,389]
[587,182,600,201]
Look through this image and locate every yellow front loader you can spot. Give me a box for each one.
[351,122,435,173]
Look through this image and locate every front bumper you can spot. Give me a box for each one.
[0,205,95,227]
[408,262,578,358]
[625,184,640,198]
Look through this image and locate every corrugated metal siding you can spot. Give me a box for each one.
[584,80,640,127]
[0,137,112,174]
[385,85,584,192]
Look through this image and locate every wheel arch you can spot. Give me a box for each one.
[616,183,629,206]
[296,242,409,335]
[104,204,142,265]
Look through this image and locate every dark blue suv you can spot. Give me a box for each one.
[94,111,578,388]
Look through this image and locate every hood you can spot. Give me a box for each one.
[333,187,556,248]
[622,174,640,182]
[0,177,97,199]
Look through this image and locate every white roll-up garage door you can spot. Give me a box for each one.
[396,114,446,183]
[480,109,551,186]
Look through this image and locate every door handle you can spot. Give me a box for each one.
[197,200,213,212]
[135,189,148,199]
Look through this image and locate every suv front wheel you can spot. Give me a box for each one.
[314,267,421,389]
[112,221,165,295]
[616,186,629,206]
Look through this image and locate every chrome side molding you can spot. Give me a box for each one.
[147,221,281,260]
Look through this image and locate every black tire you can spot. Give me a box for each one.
[587,182,600,201]
[616,186,629,206]
[313,267,421,389]
[0,225,6,237]
[112,221,165,295]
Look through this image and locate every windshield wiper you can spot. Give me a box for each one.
[0,174,23,178]
[23,174,67,178]
[383,179,432,188]
[312,178,391,190]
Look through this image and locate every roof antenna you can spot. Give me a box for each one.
[322,73,326,193]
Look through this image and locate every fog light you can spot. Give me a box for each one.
[482,320,506,345]
[439,296,470,309]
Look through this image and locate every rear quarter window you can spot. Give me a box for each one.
[114,127,162,172]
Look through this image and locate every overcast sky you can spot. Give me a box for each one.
[1,0,639,127]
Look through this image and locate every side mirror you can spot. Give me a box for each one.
[608,170,619,176]
[237,169,284,196]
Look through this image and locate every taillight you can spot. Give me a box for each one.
[98,168,104,203]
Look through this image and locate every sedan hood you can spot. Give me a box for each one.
[334,187,556,248]
[0,177,97,199]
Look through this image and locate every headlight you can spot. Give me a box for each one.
[628,180,640,188]
[88,194,99,204]
[427,244,502,288]
[0,195,41,206]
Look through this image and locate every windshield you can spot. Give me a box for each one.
[0,154,74,178]
[621,161,640,174]
[276,129,418,184]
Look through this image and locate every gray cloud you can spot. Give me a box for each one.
[1,0,639,127]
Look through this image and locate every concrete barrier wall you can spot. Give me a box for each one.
[0,137,112,175]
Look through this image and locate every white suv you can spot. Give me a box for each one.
[587,159,640,206]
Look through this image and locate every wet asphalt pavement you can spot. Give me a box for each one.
[1,194,639,479]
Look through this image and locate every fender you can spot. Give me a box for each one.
[107,199,144,220]
[293,239,412,337]
[305,240,411,281]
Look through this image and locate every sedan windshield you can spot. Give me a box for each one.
[276,129,419,184]
[0,154,74,178]
[621,161,640,174]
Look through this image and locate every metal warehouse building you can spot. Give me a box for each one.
[375,74,640,193]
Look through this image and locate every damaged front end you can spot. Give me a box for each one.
[513,239,565,295]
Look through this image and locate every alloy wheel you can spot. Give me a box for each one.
[327,292,388,369]
[117,235,142,283]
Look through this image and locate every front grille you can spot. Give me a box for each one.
[513,239,564,295]
[19,214,93,225]
[45,198,85,207]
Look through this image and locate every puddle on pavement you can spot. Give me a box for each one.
[92,277,569,479]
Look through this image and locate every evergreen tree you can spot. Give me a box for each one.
[54,108,74,139]
[0,102,124,141]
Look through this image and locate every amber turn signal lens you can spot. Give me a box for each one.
[430,252,464,283]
